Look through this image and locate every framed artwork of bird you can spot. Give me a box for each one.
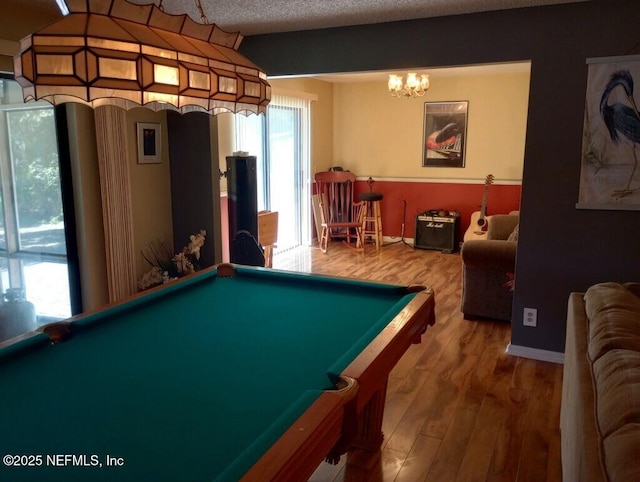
[579,54,640,209]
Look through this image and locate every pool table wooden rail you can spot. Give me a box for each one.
[243,282,436,480]
[241,376,358,482]
[342,285,435,451]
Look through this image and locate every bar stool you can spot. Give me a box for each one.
[359,191,383,251]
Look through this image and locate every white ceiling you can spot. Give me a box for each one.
[142,1,549,80]
[131,0,589,36]
[133,0,588,35]
[2,0,589,40]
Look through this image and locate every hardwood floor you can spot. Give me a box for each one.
[272,241,563,482]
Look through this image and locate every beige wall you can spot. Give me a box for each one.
[64,105,173,308]
[64,106,174,307]
[251,69,530,182]
[332,70,530,181]
[126,109,174,279]
[216,112,235,193]
[268,77,335,173]
[66,104,108,311]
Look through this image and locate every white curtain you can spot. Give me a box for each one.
[94,106,137,302]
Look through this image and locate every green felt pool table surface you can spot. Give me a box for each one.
[0,264,434,481]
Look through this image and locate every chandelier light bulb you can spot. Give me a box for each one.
[420,74,430,91]
[406,72,418,89]
[388,74,403,91]
[388,72,430,98]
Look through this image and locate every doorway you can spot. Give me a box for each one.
[235,93,311,253]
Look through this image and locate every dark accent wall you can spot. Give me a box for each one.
[166,111,219,269]
[54,105,82,316]
[240,0,640,353]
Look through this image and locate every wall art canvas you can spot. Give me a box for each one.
[423,101,468,168]
[578,55,640,210]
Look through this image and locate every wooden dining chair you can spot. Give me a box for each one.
[258,210,278,267]
[314,171,357,242]
[318,195,365,253]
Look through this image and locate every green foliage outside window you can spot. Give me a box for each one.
[8,108,63,227]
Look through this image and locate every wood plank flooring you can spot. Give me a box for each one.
[272,241,563,482]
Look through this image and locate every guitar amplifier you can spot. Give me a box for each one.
[414,213,460,253]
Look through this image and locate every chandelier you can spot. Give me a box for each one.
[13,0,270,115]
[388,73,430,98]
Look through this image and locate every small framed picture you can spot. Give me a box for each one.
[422,101,468,168]
[137,122,162,164]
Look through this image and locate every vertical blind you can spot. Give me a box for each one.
[236,93,311,253]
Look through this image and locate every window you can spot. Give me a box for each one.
[0,79,71,325]
[235,94,311,252]
[235,113,267,209]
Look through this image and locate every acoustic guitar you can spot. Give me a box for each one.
[464,174,494,241]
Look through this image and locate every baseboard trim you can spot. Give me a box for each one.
[505,343,565,364]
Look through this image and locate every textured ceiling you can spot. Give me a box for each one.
[134,0,589,35]
[0,0,584,80]
[1,0,590,41]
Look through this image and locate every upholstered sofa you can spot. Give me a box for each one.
[561,282,640,482]
[460,213,519,321]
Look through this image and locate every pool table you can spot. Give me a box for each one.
[0,263,435,481]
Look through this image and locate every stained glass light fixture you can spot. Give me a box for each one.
[13,0,270,115]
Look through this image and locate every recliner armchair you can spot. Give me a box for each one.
[460,213,519,321]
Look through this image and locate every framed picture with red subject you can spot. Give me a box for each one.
[423,101,468,168]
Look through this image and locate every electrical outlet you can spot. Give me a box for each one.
[523,307,537,327]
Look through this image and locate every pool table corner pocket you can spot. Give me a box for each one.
[40,321,72,344]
